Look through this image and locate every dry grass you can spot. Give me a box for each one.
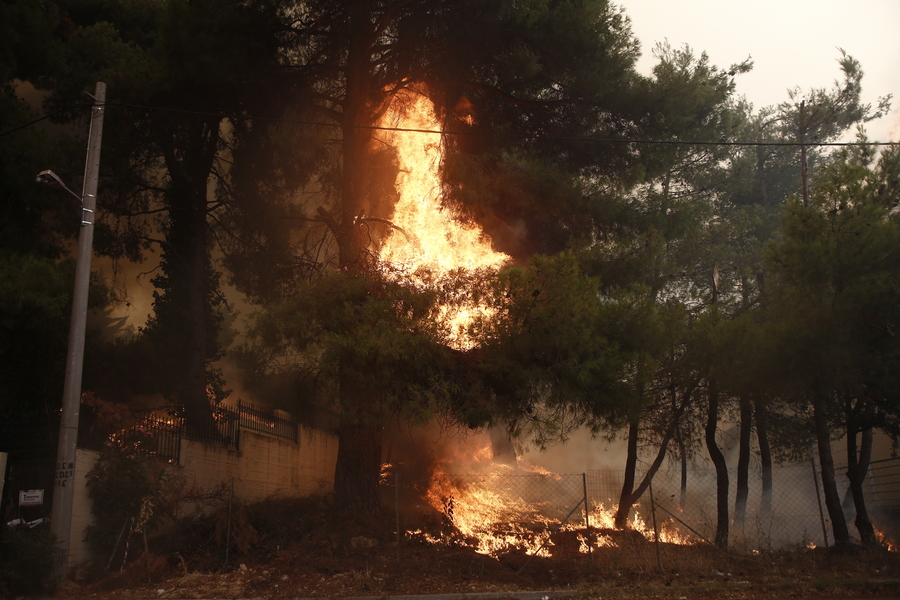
[48,497,900,600]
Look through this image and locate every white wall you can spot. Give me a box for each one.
[179,425,338,501]
[67,425,338,570]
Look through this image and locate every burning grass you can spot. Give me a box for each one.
[46,495,900,600]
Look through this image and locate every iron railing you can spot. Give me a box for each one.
[78,401,301,461]
[238,400,298,443]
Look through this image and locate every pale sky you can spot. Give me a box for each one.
[623,0,900,143]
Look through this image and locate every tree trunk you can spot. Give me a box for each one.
[334,417,383,513]
[157,117,222,438]
[182,197,215,438]
[614,389,692,529]
[706,379,729,548]
[811,390,851,549]
[846,418,877,546]
[331,0,388,514]
[734,394,752,525]
[799,101,810,208]
[615,420,640,529]
[754,398,773,518]
[677,430,687,509]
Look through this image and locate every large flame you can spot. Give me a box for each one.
[376,88,508,348]
[407,435,695,556]
[374,89,698,555]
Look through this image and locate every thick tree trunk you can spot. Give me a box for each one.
[331,0,388,514]
[157,118,222,438]
[706,380,729,548]
[182,200,215,437]
[734,394,752,525]
[811,390,851,548]
[846,420,877,546]
[334,417,383,513]
[754,398,773,518]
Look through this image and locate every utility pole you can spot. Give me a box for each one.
[50,82,106,582]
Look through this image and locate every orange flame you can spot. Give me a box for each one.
[409,436,696,556]
[376,88,508,348]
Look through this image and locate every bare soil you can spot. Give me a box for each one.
[47,498,900,600]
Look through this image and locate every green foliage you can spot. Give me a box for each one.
[85,431,175,563]
[240,268,474,427]
[778,51,891,148]
[759,141,900,445]
[764,143,900,387]
[477,253,630,433]
[0,526,65,596]
[0,253,111,428]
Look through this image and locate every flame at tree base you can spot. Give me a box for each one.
[392,436,696,557]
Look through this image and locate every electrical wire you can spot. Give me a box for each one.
[0,105,89,138]
[4,99,897,148]
[101,101,900,148]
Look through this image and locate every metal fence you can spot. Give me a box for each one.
[181,404,240,451]
[386,460,900,553]
[116,416,183,463]
[238,400,298,443]
[836,458,900,513]
[85,401,301,463]
[640,464,832,549]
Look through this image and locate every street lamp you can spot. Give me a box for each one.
[36,82,106,583]
[36,170,81,199]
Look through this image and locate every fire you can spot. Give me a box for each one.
[376,88,508,348]
[373,89,698,555]
[875,529,898,552]
[408,436,696,556]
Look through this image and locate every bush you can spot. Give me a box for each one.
[0,525,65,596]
[85,428,186,570]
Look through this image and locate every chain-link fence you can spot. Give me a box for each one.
[385,459,900,554]
[633,464,832,549]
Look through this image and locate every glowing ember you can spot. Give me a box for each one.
[376,88,508,348]
[875,530,898,552]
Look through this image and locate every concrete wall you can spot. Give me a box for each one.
[68,425,338,570]
[179,425,338,501]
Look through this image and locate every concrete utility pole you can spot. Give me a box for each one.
[49,82,106,582]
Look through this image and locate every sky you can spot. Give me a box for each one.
[623,0,900,143]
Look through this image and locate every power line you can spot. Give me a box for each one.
[0,105,89,138]
[5,99,898,148]
[101,101,900,148]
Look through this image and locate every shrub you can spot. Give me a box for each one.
[85,428,182,569]
[0,525,65,596]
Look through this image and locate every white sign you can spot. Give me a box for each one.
[19,489,44,507]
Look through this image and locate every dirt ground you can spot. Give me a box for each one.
[43,498,900,600]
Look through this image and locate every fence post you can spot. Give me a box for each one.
[222,477,235,572]
[649,480,662,572]
[395,470,401,563]
[582,473,592,564]
[809,454,830,548]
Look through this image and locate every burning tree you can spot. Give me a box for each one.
[228,0,658,513]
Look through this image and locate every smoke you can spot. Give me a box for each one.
[94,253,158,330]
[520,427,630,474]
[383,420,630,484]
[886,108,900,143]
